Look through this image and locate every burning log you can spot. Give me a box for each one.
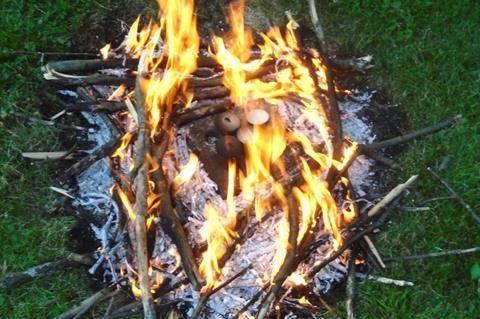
[172,97,234,126]
[151,143,203,291]
[0,253,93,290]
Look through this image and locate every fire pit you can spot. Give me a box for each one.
[5,0,464,318]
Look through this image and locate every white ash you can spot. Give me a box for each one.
[339,91,375,144]
[339,91,377,197]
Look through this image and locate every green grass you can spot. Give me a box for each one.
[0,1,156,317]
[249,0,480,317]
[1,0,479,318]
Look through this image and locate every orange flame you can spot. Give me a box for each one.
[199,204,237,290]
[111,131,133,162]
[116,186,136,220]
[172,153,199,190]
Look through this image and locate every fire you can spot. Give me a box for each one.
[111,131,133,162]
[199,204,237,290]
[172,153,199,190]
[108,84,126,101]
[116,186,136,220]
[105,0,360,299]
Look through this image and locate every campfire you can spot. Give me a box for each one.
[6,0,464,318]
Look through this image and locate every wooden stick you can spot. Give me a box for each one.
[172,97,234,125]
[60,134,123,182]
[256,194,299,319]
[363,235,386,268]
[55,286,117,319]
[330,56,374,73]
[361,148,401,170]
[192,86,229,100]
[366,175,418,218]
[132,73,156,319]
[0,253,93,290]
[427,167,480,225]
[363,115,461,151]
[43,59,137,73]
[98,300,181,319]
[64,101,127,113]
[307,0,327,51]
[346,251,357,319]
[13,112,86,131]
[13,50,99,57]
[151,143,203,291]
[355,273,414,287]
[384,247,480,262]
[191,265,252,319]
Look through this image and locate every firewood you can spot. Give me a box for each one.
[43,59,137,73]
[427,167,480,225]
[192,85,229,100]
[355,273,414,287]
[362,114,461,151]
[172,97,234,125]
[54,286,118,319]
[22,151,76,161]
[361,148,401,170]
[97,300,181,319]
[384,247,480,262]
[151,143,203,291]
[13,112,87,131]
[362,235,386,269]
[346,251,357,319]
[64,101,127,113]
[60,134,123,182]
[330,55,374,73]
[0,253,93,290]
[132,73,156,319]
[256,194,299,319]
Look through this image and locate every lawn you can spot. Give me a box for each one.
[1,0,479,318]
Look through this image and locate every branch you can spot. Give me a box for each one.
[132,73,156,319]
[355,273,414,287]
[0,253,93,290]
[363,115,461,151]
[384,247,480,262]
[427,167,480,225]
[191,265,252,319]
[346,251,357,319]
[54,286,117,319]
